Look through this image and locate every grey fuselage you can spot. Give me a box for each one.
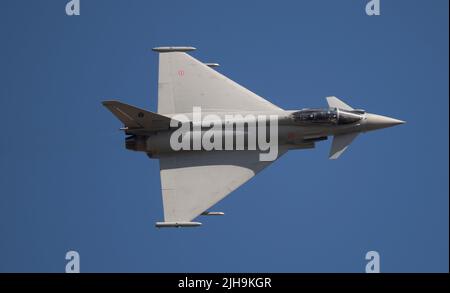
[124,107,398,157]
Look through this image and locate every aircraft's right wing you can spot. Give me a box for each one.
[153,47,283,114]
[157,149,287,226]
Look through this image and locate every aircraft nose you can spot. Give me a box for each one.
[364,113,405,131]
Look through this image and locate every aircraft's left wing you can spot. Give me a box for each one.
[153,47,284,114]
[156,149,287,227]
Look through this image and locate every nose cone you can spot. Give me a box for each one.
[364,113,405,131]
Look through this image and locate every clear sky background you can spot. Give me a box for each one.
[0,0,448,272]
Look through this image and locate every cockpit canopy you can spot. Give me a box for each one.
[291,108,363,125]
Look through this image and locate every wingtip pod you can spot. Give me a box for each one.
[152,46,196,53]
[204,63,220,68]
[155,221,202,228]
[201,211,225,216]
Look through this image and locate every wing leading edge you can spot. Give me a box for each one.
[154,48,283,114]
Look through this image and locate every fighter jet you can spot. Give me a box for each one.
[102,47,404,228]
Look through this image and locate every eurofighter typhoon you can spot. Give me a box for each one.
[103,47,404,228]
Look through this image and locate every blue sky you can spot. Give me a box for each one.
[0,0,448,272]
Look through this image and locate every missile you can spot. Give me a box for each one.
[152,46,196,53]
[155,221,202,228]
[204,63,220,68]
[201,211,225,216]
